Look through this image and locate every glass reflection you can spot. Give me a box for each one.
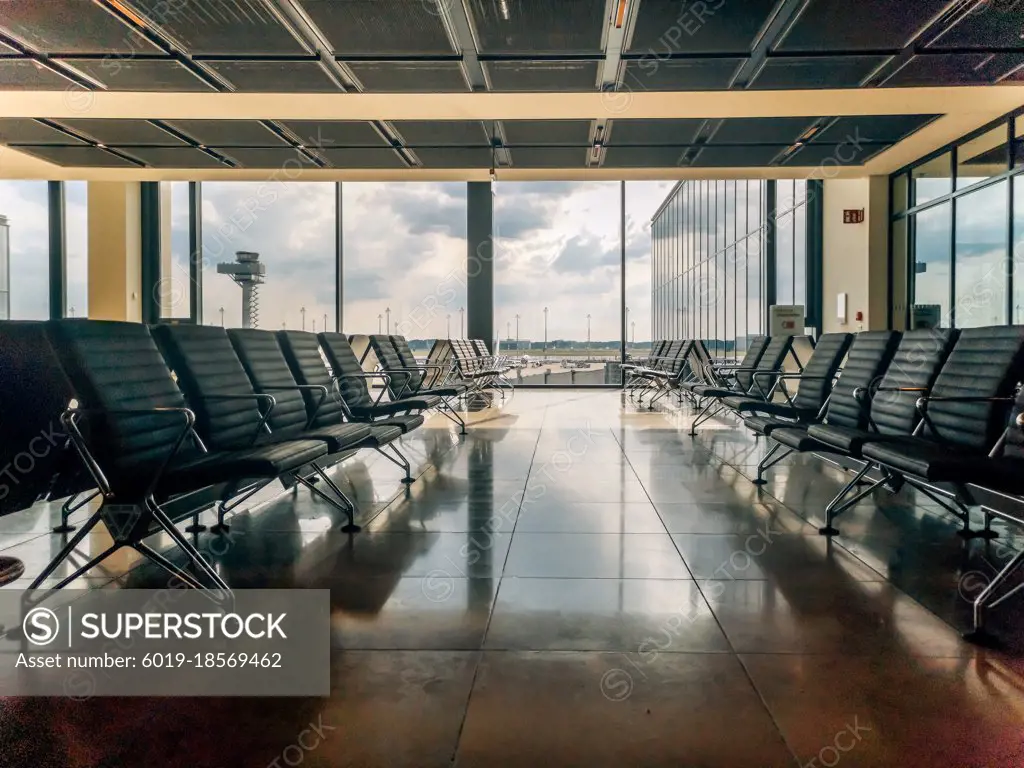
[954,182,1007,327]
[911,203,951,325]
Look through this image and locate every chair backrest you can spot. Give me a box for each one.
[472,339,489,357]
[46,320,197,477]
[919,326,1024,450]
[737,335,782,391]
[151,324,265,451]
[688,340,713,383]
[869,328,958,437]
[0,321,85,514]
[369,334,415,397]
[318,332,374,409]
[734,335,770,390]
[790,332,854,412]
[227,329,309,439]
[278,330,349,429]
[390,335,425,390]
[649,340,668,361]
[655,340,684,370]
[823,331,901,429]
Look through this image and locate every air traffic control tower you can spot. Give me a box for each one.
[217,251,265,328]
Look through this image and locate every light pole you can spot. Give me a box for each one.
[385,307,391,334]
[543,306,548,355]
[312,319,317,333]
[219,307,225,327]
[459,307,465,338]
[378,313,383,333]
[514,314,520,349]
[625,306,630,350]
[506,320,511,342]
[446,313,451,339]
[69,306,75,318]
[631,321,636,346]
[300,306,306,331]
[323,313,327,332]
[586,313,591,353]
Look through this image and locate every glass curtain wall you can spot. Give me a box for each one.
[651,180,768,357]
[494,181,622,385]
[342,182,467,354]
[892,110,1020,329]
[65,181,88,318]
[775,180,808,313]
[625,181,677,361]
[0,180,49,320]
[201,181,337,331]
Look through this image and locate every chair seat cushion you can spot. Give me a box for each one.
[771,426,828,452]
[304,423,374,453]
[161,440,327,494]
[744,415,797,436]
[367,425,403,445]
[693,386,739,398]
[422,386,466,398]
[806,424,902,458]
[375,414,424,434]
[861,437,989,481]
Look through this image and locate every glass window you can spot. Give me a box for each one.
[956,125,1009,190]
[625,182,673,353]
[911,203,952,325]
[776,210,795,306]
[912,152,952,206]
[161,181,192,320]
[892,216,909,330]
[793,201,807,313]
[65,181,88,318]
[1015,175,1024,324]
[202,181,337,332]
[0,181,49,320]
[495,181,620,384]
[1012,116,1024,169]
[343,182,466,351]
[954,181,1008,327]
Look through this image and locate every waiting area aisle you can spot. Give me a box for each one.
[1,391,1023,767]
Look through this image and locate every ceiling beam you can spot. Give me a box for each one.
[593,0,643,167]
[3,86,1015,121]
[729,0,814,89]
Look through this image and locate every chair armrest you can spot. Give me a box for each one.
[260,385,329,427]
[201,393,277,445]
[916,395,1015,414]
[62,406,198,498]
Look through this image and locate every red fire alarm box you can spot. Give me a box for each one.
[843,209,865,224]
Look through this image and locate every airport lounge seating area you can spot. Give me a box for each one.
[2,0,1024,765]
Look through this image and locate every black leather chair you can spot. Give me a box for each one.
[0,321,96,533]
[153,324,376,532]
[689,335,796,435]
[278,330,417,483]
[680,334,769,397]
[723,333,853,420]
[370,334,468,434]
[42,320,330,592]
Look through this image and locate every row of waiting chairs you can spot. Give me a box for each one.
[646,327,1024,644]
[0,321,497,596]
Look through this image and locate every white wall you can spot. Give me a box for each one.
[822,177,889,333]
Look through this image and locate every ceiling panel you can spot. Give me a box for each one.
[0,59,76,89]
[608,119,704,146]
[712,117,820,145]
[281,121,388,148]
[345,60,469,92]
[124,0,307,55]
[164,120,290,147]
[503,120,592,146]
[928,4,1024,50]
[62,58,216,91]
[413,147,494,168]
[812,115,938,144]
[219,147,319,168]
[603,146,686,167]
[882,53,1024,87]
[621,59,742,91]
[205,60,341,92]
[510,147,589,168]
[56,119,187,146]
[690,145,788,166]
[750,56,885,89]
[485,60,599,91]
[468,0,606,54]
[627,0,777,53]
[392,121,490,147]
[12,145,142,167]
[783,142,891,166]
[119,146,230,168]
[301,0,454,55]
[319,147,407,168]
[778,0,950,52]
[0,0,160,54]
[0,119,87,145]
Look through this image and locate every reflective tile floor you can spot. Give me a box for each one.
[1,390,1024,766]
